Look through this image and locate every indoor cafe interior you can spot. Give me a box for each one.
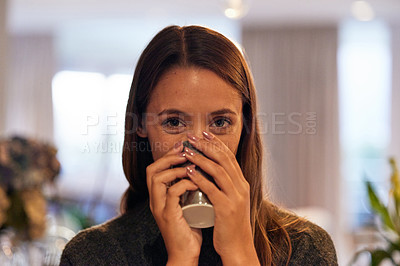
[0,0,399,265]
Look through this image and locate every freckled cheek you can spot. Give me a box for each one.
[219,135,241,156]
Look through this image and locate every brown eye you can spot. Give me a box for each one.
[211,117,231,128]
[162,117,185,134]
[166,118,181,127]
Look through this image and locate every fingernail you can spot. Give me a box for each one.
[173,141,182,150]
[186,165,196,176]
[202,131,214,140]
[179,152,186,157]
[187,132,199,142]
[184,147,195,157]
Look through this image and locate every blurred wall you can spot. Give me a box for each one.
[7,35,55,141]
[0,0,7,133]
[243,25,343,260]
[243,26,339,213]
[391,24,400,160]
[3,35,55,141]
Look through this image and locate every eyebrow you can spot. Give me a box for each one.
[157,108,238,117]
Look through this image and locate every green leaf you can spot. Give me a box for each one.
[370,249,395,266]
[366,181,395,231]
[389,241,400,253]
[389,158,400,217]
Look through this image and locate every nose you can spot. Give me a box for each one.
[186,120,206,139]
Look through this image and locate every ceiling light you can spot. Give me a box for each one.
[351,1,375,21]
[223,0,250,20]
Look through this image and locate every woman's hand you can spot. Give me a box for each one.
[184,132,260,266]
[146,141,202,266]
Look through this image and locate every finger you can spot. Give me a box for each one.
[200,132,243,175]
[186,165,227,205]
[149,167,188,213]
[164,179,198,215]
[146,141,186,176]
[187,132,245,186]
[183,146,235,195]
[146,152,187,192]
[152,167,189,187]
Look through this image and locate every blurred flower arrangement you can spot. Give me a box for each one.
[0,136,60,241]
[352,158,400,265]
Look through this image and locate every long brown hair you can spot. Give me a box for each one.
[121,25,295,265]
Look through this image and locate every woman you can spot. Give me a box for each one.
[60,25,337,265]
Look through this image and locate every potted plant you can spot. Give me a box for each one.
[352,158,400,265]
[0,136,61,240]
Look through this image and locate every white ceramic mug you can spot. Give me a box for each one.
[173,141,215,228]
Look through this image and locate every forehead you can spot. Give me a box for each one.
[147,67,243,114]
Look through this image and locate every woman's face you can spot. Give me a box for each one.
[138,67,243,161]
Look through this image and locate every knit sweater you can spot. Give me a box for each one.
[60,201,338,265]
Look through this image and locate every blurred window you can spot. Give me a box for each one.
[338,20,392,228]
[52,71,131,216]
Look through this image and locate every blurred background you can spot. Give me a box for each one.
[0,0,399,265]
